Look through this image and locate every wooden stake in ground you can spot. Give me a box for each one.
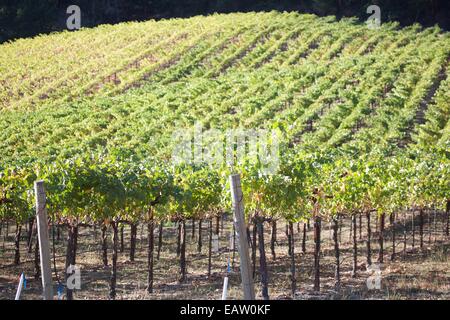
[288,222,296,297]
[359,213,362,240]
[176,221,181,257]
[197,219,202,253]
[120,224,124,253]
[208,219,213,278]
[147,209,155,292]
[412,209,415,247]
[446,200,449,237]
[232,224,236,267]
[302,222,306,253]
[65,225,75,300]
[130,223,137,261]
[328,220,332,243]
[140,223,144,250]
[433,209,437,244]
[27,218,34,253]
[72,225,78,265]
[378,213,385,263]
[101,224,108,266]
[332,216,340,291]
[179,219,187,283]
[348,215,353,243]
[256,216,269,300]
[285,223,289,252]
[313,215,321,292]
[366,211,372,266]
[34,180,53,300]
[419,209,424,250]
[270,220,277,260]
[157,222,163,260]
[351,213,357,277]
[251,221,257,277]
[109,221,119,299]
[391,213,396,261]
[403,210,407,256]
[428,209,432,245]
[216,215,220,236]
[229,174,255,300]
[14,223,21,265]
[34,236,40,279]
[312,188,322,292]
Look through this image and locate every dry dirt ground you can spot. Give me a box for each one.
[0,212,449,300]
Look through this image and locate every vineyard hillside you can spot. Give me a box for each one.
[0,12,449,163]
[0,12,449,300]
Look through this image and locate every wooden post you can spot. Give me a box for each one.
[34,181,53,300]
[230,174,255,300]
